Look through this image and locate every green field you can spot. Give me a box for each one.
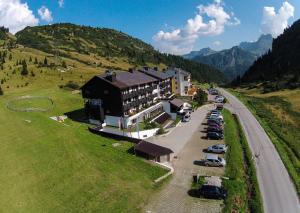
[229,87,300,195]
[0,88,167,212]
[223,109,263,213]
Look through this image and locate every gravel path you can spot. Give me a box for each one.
[145,105,225,213]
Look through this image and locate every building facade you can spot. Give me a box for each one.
[165,67,192,96]
[139,67,173,99]
[81,69,174,128]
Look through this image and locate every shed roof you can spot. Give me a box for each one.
[134,141,173,157]
[169,98,184,108]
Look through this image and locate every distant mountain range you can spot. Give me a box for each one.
[183,34,273,80]
[241,19,300,89]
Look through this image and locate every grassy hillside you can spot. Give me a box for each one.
[0,87,168,212]
[15,23,226,84]
[0,26,173,212]
[229,86,300,195]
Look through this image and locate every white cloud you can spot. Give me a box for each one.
[261,1,294,37]
[38,6,53,22]
[0,0,39,34]
[213,40,221,46]
[153,0,240,55]
[58,0,64,8]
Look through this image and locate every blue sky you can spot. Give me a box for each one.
[1,0,300,54]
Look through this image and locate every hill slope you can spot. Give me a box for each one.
[15,23,226,84]
[239,34,272,56]
[242,19,300,89]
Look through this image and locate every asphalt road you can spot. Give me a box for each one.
[220,88,300,213]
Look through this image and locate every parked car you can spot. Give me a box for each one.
[203,154,226,167]
[208,119,223,125]
[207,126,223,134]
[208,123,223,129]
[216,104,224,110]
[207,144,228,154]
[198,185,227,199]
[207,132,224,140]
[182,114,191,122]
[209,115,223,121]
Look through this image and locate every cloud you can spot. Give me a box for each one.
[213,41,221,46]
[58,0,64,8]
[261,1,294,37]
[38,6,53,22]
[153,0,240,55]
[0,0,39,34]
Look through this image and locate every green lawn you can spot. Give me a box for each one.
[223,109,263,213]
[229,88,300,195]
[0,88,167,212]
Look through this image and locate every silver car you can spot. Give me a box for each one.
[203,154,226,167]
[207,144,228,154]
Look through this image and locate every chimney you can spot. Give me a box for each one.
[105,70,116,82]
[154,67,158,71]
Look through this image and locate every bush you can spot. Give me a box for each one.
[194,89,208,106]
[63,81,80,90]
[156,126,165,135]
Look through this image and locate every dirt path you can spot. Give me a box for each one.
[145,108,225,213]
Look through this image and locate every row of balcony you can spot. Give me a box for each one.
[122,86,157,100]
[123,95,157,111]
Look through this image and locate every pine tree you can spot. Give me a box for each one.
[44,57,48,66]
[9,54,12,60]
[34,57,38,64]
[21,60,28,76]
[29,56,32,62]
[0,85,3,96]
[62,61,67,68]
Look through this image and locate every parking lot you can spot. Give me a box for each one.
[145,102,226,213]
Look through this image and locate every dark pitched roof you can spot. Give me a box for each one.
[140,68,173,80]
[96,70,158,89]
[169,98,184,108]
[135,141,173,157]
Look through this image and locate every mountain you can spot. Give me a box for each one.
[239,34,273,56]
[193,46,257,80]
[241,19,300,89]
[184,34,273,80]
[183,47,216,59]
[14,23,225,84]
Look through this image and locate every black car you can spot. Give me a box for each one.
[207,132,223,140]
[207,126,223,134]
[198,185,227,199]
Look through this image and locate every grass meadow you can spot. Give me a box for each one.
[0,87,167,213]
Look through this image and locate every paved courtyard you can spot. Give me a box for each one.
[145,105,225,213]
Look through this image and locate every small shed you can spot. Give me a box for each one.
[169,98,184,113]
[134,141,174,162]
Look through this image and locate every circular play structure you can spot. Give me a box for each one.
[6,95,54,112]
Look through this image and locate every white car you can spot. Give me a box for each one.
[182,114,191,122]
[210,114,223,120]
[207,144,228,154]
[203,154,226,167]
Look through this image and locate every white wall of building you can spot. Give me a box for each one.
[101,126,159,139]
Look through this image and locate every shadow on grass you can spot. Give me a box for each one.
[65,108,90,124]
